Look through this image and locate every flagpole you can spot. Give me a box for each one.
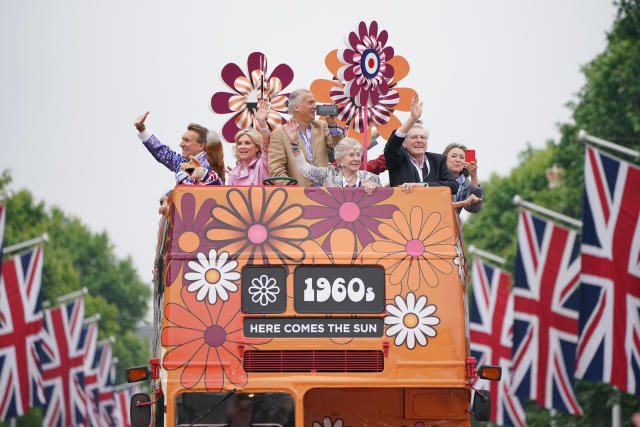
[42,286,88,308]
[513,195,583,228]
[578,129,640,159]
[612,387,621,427]
[468,245,506,265]
[97,336,116,346]
[2,233,48,255]
[83,313,101,325]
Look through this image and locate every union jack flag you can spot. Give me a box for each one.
[0,205,5,276]
[114,384,141,427]
[575,145,640,395]
[40,297,89,426]
[469,257,527,427]
[82,322,100,426]
[511,210,582,415]
[0,246,45,420]
[89,342,117,426]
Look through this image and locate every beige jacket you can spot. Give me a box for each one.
[268,120,342,187]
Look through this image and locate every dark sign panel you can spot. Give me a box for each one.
[242,266,287,314]
[244,317,383,338]
[294,265,385,313]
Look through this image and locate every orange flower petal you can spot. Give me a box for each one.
[165,303,206,331]
[325,49,342,77]
[270,226,309,240]
[300,240,331,264]
[269,239,304,262]
[249,188,265,222]
[204,348,224,392]
[310,79,341,103]
[376,115,402,140]
[207,229,246,242]
[409,207,424,239]
[407,258,421,291]
[261,189,286,223]
[419,212,442,241]
[388,56,410,87]
[372,240,406,254]
[426,244,457,257]
[162,327,204,347]
[389,257,410,285]
[392,210,412,241]
[220,344,248,387]
[424,227,454,246]
[419,258,440,288]
[328,229,357,259]
[180,343,209,388]
[426,257,454,275]
[215,239,250,256]
[268,205,303,228]
[163,338,204,370]
[377,224,408,247]
[212,206,247,230]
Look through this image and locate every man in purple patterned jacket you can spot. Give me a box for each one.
[134,111,222,185]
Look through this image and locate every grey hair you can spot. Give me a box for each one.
[408,124,430,139]
[334,137,363,161]
[287,89,312,115]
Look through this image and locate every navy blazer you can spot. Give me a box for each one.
[384,130,458,193]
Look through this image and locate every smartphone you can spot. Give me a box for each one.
[316,104,339,116]
[466,149,476,163]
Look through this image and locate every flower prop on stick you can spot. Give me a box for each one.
[211,52,294,143]
[311,21,415,156]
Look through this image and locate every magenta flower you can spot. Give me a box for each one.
[329,82,399,134]
[337,21,395,107]
[303,187,397,253]
[210,52,294,143]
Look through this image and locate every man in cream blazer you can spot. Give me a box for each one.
[268,89,343,187]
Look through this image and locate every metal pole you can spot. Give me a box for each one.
[513,195,583,228]
[83,313,101,325]
[42,287,89,308]
[612,386,621,427]
[468,245,506,265]
[578,129,640,158]
[2,233,49,255]
[97,336,116,346]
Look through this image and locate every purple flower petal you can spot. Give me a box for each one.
[348,32,360,50]
[269,64,294,89]
[382,46,395,62]
[361,205,397,219]
[304,188,341,208]
[378,30,388,47]
[221,63,245,90]
[370,90,380,106]
[353,220,375,247]
[211,92,235,114]
[309,216,342,239]
[325,187,349,203]
[359,90,369,107]
[180,193,196,229]
[221,114,242,144]
[342,49,355,64]
[369,21,378,39]
[358,21,367,40]
[247,52,267,75]
[193,199,216,230]
[304,206,340,219]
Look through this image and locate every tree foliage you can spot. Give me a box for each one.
[468,1,640,425]
[0,172,150,425]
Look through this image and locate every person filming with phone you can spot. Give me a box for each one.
[442,143,483,214]
[268,89,343,186]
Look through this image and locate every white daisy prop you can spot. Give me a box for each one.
[248,274,280,307]
[384,292,440,350]
[184,249,240,304]
[312,416,347,427]
[453,236,465,279]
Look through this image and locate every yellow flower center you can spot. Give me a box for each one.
[403,313,419,328]
[205,268,221,284]
[178,231,200,252]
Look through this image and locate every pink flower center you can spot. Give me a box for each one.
[339,202,360,222]
[406,239,425,257]
[204,325,226,347]
[248,224,268,244]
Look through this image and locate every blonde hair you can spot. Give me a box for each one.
[233,128,263,161]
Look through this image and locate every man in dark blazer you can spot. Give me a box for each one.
[384,94,458,194]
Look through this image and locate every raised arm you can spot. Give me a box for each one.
[134,111,186,173]
[255,99,271,153]
[287,120,327,185]
[397,93,422,135]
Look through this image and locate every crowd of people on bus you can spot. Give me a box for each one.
[135,88,483,215]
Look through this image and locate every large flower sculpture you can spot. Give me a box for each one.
[211,52,294,143]
[166,192,216,287]
[310,21,415,143]
[161,285,269,391]
[372,208,456,294]
[206,187,309,265]
[303,187,397,254]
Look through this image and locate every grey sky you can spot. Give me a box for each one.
[0,1,617,310]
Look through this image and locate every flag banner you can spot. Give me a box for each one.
[575,145,640,395]
[93,343,117,426]
[470,257,527,427]
[114,383,141,427]
[511,210,582,415]
[0,246,45,420]
[0,205,5,277]
[82,322,101,426]
[40,297,89,426]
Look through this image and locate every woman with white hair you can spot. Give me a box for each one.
[284,119,381,194]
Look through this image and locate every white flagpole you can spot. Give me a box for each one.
[468,245,506,265]
[97,336,116,346]
[612,387,621,427]
[42,286,88,308]
[513,195,583,228]
[578,129,640,159]
[2,233,48,255]
[83,313,101,325]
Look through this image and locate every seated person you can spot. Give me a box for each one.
[383,94,458,194]
[226,394,254,427]
[134,111,222,185]
[443,143,483,214]
[285,119,381,195]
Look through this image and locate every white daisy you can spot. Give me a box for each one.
[453,236,465,279]
[248,274,280,306]
[183,249,240,304]
[384,292,440,350]
[312,416,346,427]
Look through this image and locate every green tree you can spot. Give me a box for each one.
[0,172,150,426]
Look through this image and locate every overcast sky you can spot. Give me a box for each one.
[0,1,617,318]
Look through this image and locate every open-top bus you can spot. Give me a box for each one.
[127,184,499,426]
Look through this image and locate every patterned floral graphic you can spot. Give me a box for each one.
[206,187,309,265]
[313,416,350,427]
[304,187,397,254]
[385,292,440,350]
[310,21,414,143]
[161,286,269,391]
[372,208,456,292]
[453,236,465,280]
[184,249,240,304]
[248,274,280,307]
[166,192,216,287]
[211,52,294,143]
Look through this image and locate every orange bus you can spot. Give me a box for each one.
[127,185,499,426]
